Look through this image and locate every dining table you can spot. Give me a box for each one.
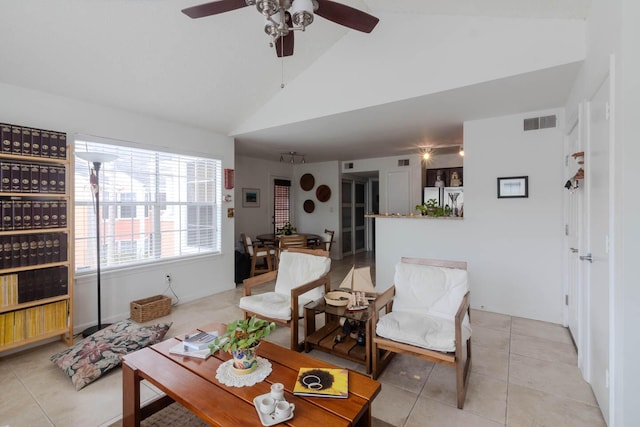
[256,233,322,247]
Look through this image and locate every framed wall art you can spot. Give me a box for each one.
[242,188,260,207]
[497,176,528,198]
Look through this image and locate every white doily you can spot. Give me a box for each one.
[215,357,272,387]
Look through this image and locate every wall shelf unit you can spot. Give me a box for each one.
[0,122,73,353]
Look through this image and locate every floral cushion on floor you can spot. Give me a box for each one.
[50,319,171,390]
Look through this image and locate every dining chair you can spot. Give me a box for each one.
[313,229,335,252]
[371,257,472,409]
[241,233,276,277]
[274,234,307,267]
[278,234,307,249]
[239,248,331,351]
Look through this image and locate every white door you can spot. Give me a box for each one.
[585,77,611,421]
[565,114,583,353]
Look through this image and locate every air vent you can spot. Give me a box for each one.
[344,162,354,170]
[398,159,410,167]
[524,114,557,131]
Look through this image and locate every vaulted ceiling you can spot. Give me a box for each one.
[0,1,590,162]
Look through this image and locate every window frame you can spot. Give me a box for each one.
[73,138,222,274]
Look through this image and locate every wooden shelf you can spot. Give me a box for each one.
[0,153,67,164]
[0,328,71,351]
[0,126,73,353]
[0,294,70,314]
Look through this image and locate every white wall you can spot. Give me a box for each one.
[292,161,341,258]
[617,2,640,424]
[233,155,292,247]
[375,108,565,323]
[0,82,236,333]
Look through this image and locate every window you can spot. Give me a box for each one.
[273,179,291,234]
[119,192,136,219]
[74,139,222,273]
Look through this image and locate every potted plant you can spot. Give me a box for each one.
[424,198,438,216]
[211,317,276,374]
[414,203,427,215]
[278,222,294,235]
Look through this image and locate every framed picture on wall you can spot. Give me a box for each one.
[497,176,528,198]
[242,188,260,207]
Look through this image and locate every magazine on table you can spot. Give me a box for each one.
[292,367,349,398]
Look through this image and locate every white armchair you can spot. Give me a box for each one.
[371,257,472,409]
[239,248,331,351]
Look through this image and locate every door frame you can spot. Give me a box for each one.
[563,105,585,371]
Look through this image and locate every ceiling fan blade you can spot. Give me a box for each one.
[276,31,294,57]
[182,0,249,19]
[315,0,379,33]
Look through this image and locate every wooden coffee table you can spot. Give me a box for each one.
[122,322,381,427]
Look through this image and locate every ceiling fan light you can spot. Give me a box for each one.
[290,0,314,27]
[256,0,279,16]
[264,13,281,36]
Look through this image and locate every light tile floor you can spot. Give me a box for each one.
[0,252,606,426]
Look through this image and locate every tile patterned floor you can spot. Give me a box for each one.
[0,252,606,426]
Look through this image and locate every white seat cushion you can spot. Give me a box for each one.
[376,311,471,353]
[239,251,331,321]
[239,292,316,320]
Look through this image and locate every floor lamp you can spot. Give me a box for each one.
[76,151,118,338]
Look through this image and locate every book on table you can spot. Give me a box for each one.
[182,331,218,350]
[168,341,211,359]
[292,367,349,398]
[168,331,220,359]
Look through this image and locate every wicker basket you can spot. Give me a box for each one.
[130,295,172,322]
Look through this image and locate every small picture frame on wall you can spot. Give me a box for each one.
[242,188,260,207]
[497,176,528,198]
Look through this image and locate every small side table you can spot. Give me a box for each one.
[303,298,376,375]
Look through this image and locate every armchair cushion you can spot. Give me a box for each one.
[239,251,331,320]
[238,292,317,320]
[376,311,471,353]
[393,261,469,319]
[274,251,331,301]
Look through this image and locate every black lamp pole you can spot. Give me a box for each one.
[76,151,118,338]
[82,161,110,337]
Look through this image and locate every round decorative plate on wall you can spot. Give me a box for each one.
[303,199,315,213]
[300,173,315,191]
[316,185,331,202]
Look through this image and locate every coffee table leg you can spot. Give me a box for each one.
[354,403,373,427]
[122,360,141,427]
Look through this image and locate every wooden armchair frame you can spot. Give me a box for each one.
[242,248,330,351]
[371,257,472,409]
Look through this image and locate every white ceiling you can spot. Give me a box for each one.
[0,0,590,162]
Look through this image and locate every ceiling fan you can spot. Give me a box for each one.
[182,0,379,57]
